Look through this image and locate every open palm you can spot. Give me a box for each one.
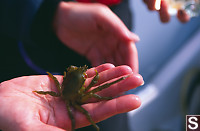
[53,2,140,72]
[0,64,143,131]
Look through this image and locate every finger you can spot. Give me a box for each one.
[86,65,133,87]
[96,73,144,97]
[159,0,170,22]
[96,6,139,42]
[118,41,139,73]
[86,63,115,78]
[75,94,141,129]
[143,0,158,10]
[127,32,140,43]
[148,0,157,10]
[177,10,190,23]
[155,0,161,10]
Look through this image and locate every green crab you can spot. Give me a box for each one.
[33,65,128,131]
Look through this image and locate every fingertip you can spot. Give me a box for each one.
[86,63,115,77]
[118,95,141,111]
[95,63,115,72]
[130,95,142,109]
[134,74,145,86]
[147,0,157,10]
[118,42,139,73]
[159,0,170,23]
[129,33,140,43]
[119,65,134,74]
[128,73,144,87]
[155,0,161,10]
[177,10,190,23]
[97,63,115,68]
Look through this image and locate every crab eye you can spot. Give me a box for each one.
[84,73,88,79]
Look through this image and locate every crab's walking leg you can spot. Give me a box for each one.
[47,72,62,93]
[33,91,61,97]
[92,94,112,100]
[66,102,75,131]
[80,76,129,103]
[85,69,99,92]
[80,90,113,103]
[88,75,129,94]
[72,102,100,131]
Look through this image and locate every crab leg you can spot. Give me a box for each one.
[72,102,100,131]
[33,91,60,97]
[88,75,129,94]
[80,75,129,102]
[92,93,112,100]
[47,72,62,93]
[85,69,99,92]
[66,102,75,131]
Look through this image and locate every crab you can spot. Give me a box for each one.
[33,65,128,131]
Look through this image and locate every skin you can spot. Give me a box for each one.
[53,2,140,72]
[0,2,142,131]
[34,65,132,131]
[143,0,190,23]
[0,1,143,131]
[0,64,144,131]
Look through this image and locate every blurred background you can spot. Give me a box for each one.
[127,0,200,130]
[1,0,199,130]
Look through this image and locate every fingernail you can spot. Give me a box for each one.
[134,34,140,42]
[135,74,145,86]
[140,80,145,86]
[128,31,140,42]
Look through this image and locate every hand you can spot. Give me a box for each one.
[143,0,190,23]
[0,63,143,131]
[53,2,140,72]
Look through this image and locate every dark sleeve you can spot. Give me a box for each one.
[30,0,62,44]
[0,0,61,43]
[110,0,133,30]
